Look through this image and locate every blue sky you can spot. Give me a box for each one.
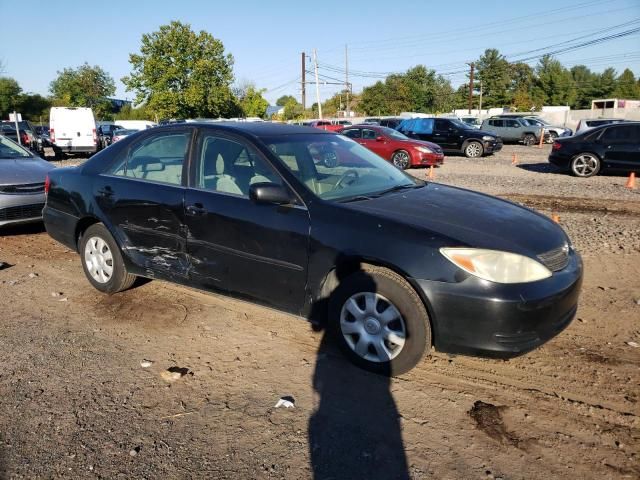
[1,0,639,105]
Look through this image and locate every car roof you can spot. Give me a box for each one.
[169,121,327,136]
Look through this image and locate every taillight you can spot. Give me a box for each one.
[44,175,50,195]
[552,141,562,151]
[92,128,97,144]
[50,128,55,143]
[21,132,29,144]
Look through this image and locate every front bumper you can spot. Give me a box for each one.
[414,250,583,357]
[0,193,46,227]
[484,139,503,154]
[416,152,444,166]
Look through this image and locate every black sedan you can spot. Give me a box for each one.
[549,122,640,177]
[43,123,582,374]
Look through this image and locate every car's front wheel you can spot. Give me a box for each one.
[329,265,431,375]
[391,150,411,169]
[570,153,601,178]
[80,223,136,294]
[464,141,483,158]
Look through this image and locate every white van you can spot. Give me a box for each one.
[49,107,97,154]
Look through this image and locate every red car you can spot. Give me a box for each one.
[341,125,444,169]
[309,120,345,132]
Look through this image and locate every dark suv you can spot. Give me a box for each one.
[548,122,640,177]
[97,123,124,149]
[397,117,502,157]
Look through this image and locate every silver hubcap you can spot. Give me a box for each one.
[573,154,598,177]
[466,143,481,157]
[340,292,407,363]
[84,236,114,283]
[393,152,409,169]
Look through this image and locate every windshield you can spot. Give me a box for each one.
[527,117,548,126]
[382,127,409,140]
[449,118,472,129]
[0,135,32,158]
[263,133,420,201]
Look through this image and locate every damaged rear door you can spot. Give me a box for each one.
[94,128,193,277]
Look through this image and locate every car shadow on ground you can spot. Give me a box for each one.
[0,222,46,236]
[516,163,564,174]
[308,261,410,480]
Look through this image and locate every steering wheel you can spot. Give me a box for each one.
[333,169,359,191]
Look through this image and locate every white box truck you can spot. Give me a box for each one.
[49,107,97,155]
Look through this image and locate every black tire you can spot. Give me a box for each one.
[79,223,136,294]
[391,150,411,170]
[328,265,431,376]
[570,153,601,178]
[548,131,558,143]
[464,141,484,158]
[523,133,536,146]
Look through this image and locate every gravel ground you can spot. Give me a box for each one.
[0,143,638,479]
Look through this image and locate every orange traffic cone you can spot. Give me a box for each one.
[551,213,560,223]
[625,172,636,189]
[511,152,518,165]
[428,165,435,180]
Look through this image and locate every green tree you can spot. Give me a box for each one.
[276,95,296,107]
[614,68,640,98]
[237,84,269,118]
[0,77,22,118]
[475,49,511,107]
[17,94,52,122]
[592,67,617,99]
[283,98,304,120]
[359,80,391,115]
[122,21,237,120]
[114,104,154,121]
[570,65,597,108]
[49,63,115,118]
[533,55,576,106]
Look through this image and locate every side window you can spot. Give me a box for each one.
[505,120,519,128]
[434,119,449,131]
[108,131,190,185]
[414,118,434,134]
[343,129,361,139]
[197,134,282,197]
[362,129,378,140]
[601,125,636,143]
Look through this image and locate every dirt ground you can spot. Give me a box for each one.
[0,145,638,479]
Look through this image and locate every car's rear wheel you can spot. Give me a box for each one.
[523,133,536,146]
[548,131,558,143]
[464,141,483,158]
[570,153,601,178]
[80,223,136,294]
[329,265,431,375]
[391,150,411,169]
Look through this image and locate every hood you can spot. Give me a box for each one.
[0,157,54,186]
[344,183,567,256]
[473,129,498,139]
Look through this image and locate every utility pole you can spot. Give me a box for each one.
[468,62,475,115]
[313,49,322,119]
[301,52,306,110]
[478,80,483,117]
[345,44,350,119]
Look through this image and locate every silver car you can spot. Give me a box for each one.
[0,135,54,227]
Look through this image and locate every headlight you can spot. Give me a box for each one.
[440,248,552,284]
[482,135,494,141]
[416,146,433,154]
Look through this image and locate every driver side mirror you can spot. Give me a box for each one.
[249,182,291,205]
